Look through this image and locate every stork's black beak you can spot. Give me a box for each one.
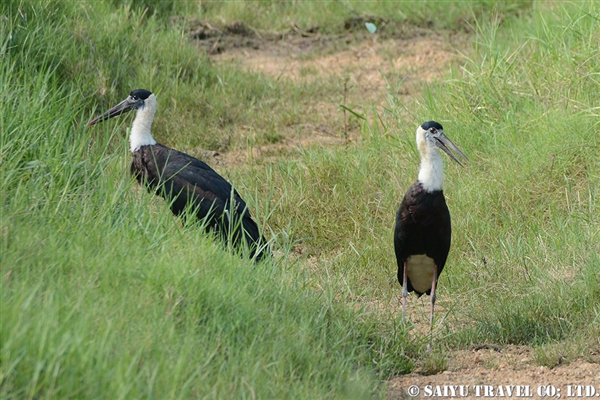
[88,97,134,126]
[435,132,469,167]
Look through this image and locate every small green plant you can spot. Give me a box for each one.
[416,347,449,375]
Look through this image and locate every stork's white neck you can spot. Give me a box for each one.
[129,94,157,152]
[418,151,444,192]
[416,128,444,192]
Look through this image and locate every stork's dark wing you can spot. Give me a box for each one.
[131,144,267,258]
[394,181,452,275]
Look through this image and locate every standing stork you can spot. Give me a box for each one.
[394,121,468,337]
[89,89,269,260]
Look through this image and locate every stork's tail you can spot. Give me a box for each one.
[241,217,271,262]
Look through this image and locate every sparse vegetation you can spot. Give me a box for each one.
[2,0,599,399]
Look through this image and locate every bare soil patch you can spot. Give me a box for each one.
[188,19,466,166]
[388,346,599,399]
[198,19,462,100]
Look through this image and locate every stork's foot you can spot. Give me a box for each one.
[425,340,433,353]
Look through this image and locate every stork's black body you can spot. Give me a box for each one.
[131,144,267,259]
[393,120,468,341]
[89,89,269,260]
[394,182,451,296]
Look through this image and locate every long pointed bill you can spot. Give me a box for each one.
[88,98,133,126]
[435,133,469,167]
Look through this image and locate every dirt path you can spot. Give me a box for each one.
[191,19,599,398]
[388,346,599,399]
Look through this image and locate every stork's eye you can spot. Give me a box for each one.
[131,95,139,100]
[429,128,436,133]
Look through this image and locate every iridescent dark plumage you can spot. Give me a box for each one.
[394,182,451,296]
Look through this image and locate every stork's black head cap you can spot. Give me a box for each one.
[130,89,153,100]
[421,121,444,131]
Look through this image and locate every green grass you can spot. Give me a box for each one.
[2,0,600,398]
[133,0,533,33]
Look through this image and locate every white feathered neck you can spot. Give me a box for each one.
[129,94,157,152]
[416,126,444,192]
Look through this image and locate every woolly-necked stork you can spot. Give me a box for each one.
[394,120,468,336]
[89,89,269,260]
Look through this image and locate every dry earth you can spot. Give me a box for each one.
[189,19,465,167]
[388,346,599,399]
[191,20,599,398]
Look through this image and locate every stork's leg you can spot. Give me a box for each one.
[428,264,439,349]
[402,261,408,322]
